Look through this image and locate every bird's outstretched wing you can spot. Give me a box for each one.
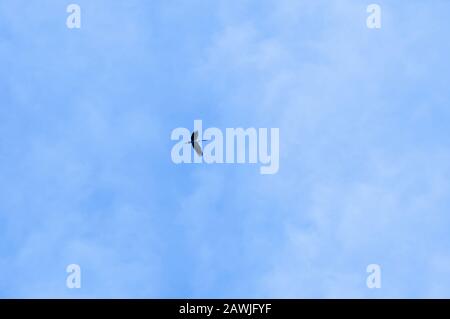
[193,142,203,156]
[192,131,199,142]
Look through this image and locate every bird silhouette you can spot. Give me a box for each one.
[186,131,208,156]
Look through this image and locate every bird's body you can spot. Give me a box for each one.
[187,131,208,156]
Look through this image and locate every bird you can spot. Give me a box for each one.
[186,131,208,156]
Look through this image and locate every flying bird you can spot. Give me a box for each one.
[187,131,208,156]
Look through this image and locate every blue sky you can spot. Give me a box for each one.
[1,0,450,298]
